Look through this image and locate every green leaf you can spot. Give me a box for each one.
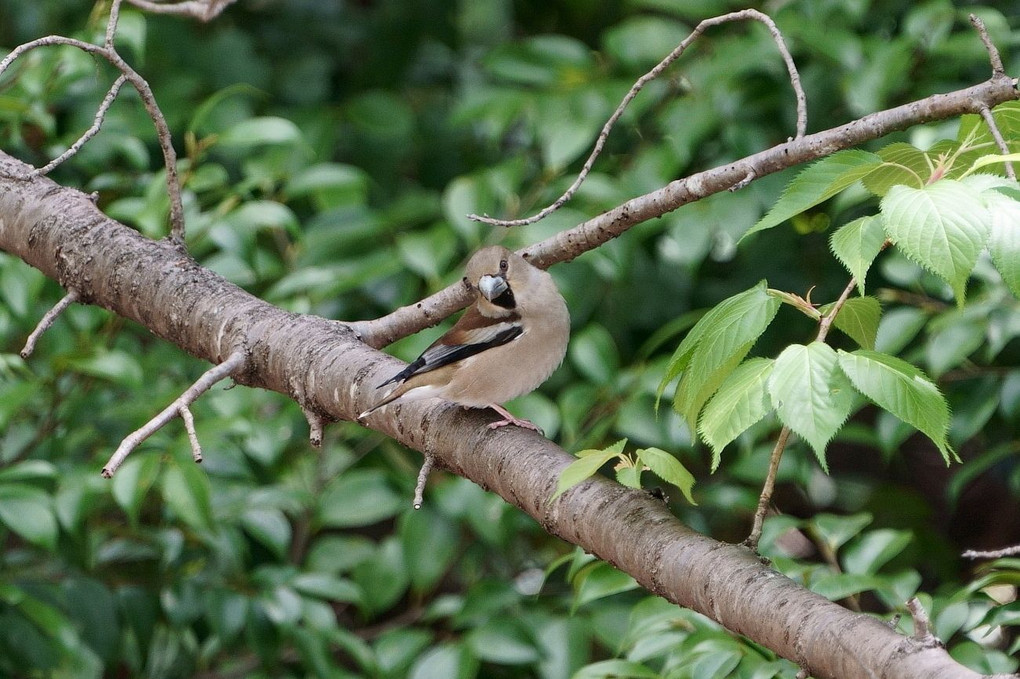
[768,343,857,469]
[410,643,479,679]
[635,448,696,504]
[572,561,639,610]
[836,349,954,462]
[217,116,303,149]
[880,180,991,303]
[983,182,1020,298]
[572,659,659,679]
[465,619,541,665]
[743,150,882,238]
[861,143,930,196]
[241,508,292,560]
[290,573,361,604]
[841,528,913,574]
[830,216,886,294]
[317,469,403,528]
[111,453,160,525]
[552,443,625,501]
[669,282,781,427]
[958,101,1020,148]
[821,296,882,350]
[698,358,775,468]
[0,483,58,550]
[569,324,620,386]
[964,152,1020,177]
[161,457,214,532]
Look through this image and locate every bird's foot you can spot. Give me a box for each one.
[487,404,544,435]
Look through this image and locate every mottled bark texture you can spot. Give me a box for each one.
[0,150,1008,679]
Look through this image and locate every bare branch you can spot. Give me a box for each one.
[469,9,807,228]
[101,350,245,477]
[0,8,187,243]
[20,290,80,358]
[969,14,1005,77]
[353,75,1018,349]
[178,404,203,463]
[977,104,1015,179]
[32,76,128,178]
[126,0,237,21]
[963,543,1020,559]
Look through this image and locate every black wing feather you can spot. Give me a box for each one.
[379,324,523,387]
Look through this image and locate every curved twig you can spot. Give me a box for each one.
[20,290,80,358]
[469,9,807,228]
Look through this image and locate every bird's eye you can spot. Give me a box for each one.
[499,259,508,272]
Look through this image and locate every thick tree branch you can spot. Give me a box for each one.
[351,74,1019,349]
[0,150,1008,679]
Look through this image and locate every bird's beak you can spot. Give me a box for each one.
[477,274,508,302]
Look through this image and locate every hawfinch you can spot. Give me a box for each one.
[359,246,569,431]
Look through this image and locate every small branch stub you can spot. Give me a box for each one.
[302,406,325,448]
[906,597,942,649]
[101,351,245,477]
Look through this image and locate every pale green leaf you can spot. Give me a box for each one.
[635,448,696,504]
[218,116,303,148]
[958,101,1020,148]
[964,152,1020,177]
[552,446,623,501]
[982,183,1020,298]
[836,349,954,462]
[671,281,781,427]
[743,150,883,238]
[830,216,886,294]
[861,143,930,196]
[881,180,992,303]
[820,296,882,350]
[698,358,775,469]
[768,343,858,469]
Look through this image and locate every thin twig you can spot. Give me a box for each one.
[469,8,807,227]
[969,14,1005,76]
[178,404,203,463]
[0,9,187,243]
[32,76,128,177]
[962,543,1020,559]
[744,426,791,552]
[413,453,434,510]
[20,290,79,358]
[977,104,1015,179]
[816,278,858,342]
[101,350,245,477]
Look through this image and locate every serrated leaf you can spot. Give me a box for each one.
[881,180,992,303]
[670,282,781,427]
[982,183,1020,298]
[635,448,696,504]
[768,343,857,469]
[836,349,954,462]
[743,150,883,238]
[698,358,775,469]
[958,101,1020,150]
[552,445,623,501]
[820,296,882,350]
[830,216,886,294]
[861,143,930,196]
[964,152,1020,176]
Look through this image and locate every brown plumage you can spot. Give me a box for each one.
[359,246,570,431]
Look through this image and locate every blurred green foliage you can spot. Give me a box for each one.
[1,0,1019,677]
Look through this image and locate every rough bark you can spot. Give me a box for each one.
[0,150,1009,679]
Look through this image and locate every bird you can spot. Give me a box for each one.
[358,245,569,432]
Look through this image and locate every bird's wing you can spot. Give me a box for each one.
[379,306,523,387]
